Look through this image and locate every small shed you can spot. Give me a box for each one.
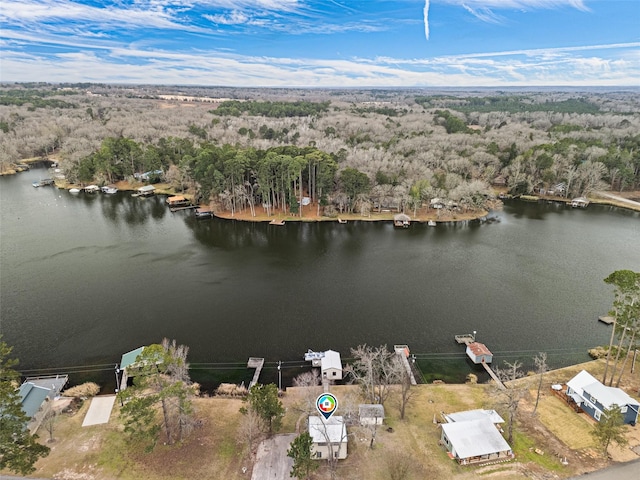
[321,350,343,380]
[440,418,513,465]
[359,404,385,426]
[137,185,155,196]
[309,416,348,460]
[465,342,493,364]
[393,213,411,228]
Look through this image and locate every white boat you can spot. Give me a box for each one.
[69,188,81,194]
[428,220,437,227]
[101,185,118,194]
[84,185,100,193]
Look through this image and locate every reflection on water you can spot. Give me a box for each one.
[1,167,639,388]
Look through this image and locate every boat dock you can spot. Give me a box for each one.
[394,345,417,385]
[169,205,197,213]
[481,362,505,390]
[454,332,476,345]
[598,316,614,325]
[247,357,265,388]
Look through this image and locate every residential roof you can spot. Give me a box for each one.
[321,350,342,371]
[566,370,597,395]
[583,381,640,409]
[120,346,145,370]
[167,195,186,202]
[309,415,346,443]
[444,409,504,424]
[467,342,492,357]
[359,404,385,419]
[19,383,51,418]
[441,418,511,459]
[138,185,155,192]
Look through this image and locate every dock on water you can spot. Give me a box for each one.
[394,345,418,385]
[598,316,614,325]
[454,332,476,345]
[247,357,265,388]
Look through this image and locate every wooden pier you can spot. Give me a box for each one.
[247,357,265,388]
[394,345,418,385]
[481,363,505,390]
[169,205,197,213]
[454,333,476,345]
[598,316,614,325]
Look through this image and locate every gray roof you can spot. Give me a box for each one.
[25,375,68,397]
[359,404,385,419]
[441,418,511,459]
[120,346,145,370]
[309,416,346,443]
[444,409,504,424]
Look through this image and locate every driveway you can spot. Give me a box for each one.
[568,458,640,480]
[251,434,296,480]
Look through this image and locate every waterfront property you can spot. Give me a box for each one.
[566,370,640,425]
[465,342,493,364]
[19,375,68,434]
[84,185,100,193]
[195,207,213,219]
[571,197,590,208]
[440,417,514,465]
[166,195,190,207]
[101,185,118,194]
[321,350,343,380]
[309,415,348,460]
[136,185,155,197]
[118,346,146,390]
[393,213,411,228]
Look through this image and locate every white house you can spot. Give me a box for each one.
[443,409,504,426]
[440,418,513,465]
[308,415,348,460]
[321,350,343,380]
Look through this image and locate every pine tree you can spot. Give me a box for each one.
[287,432,318,480]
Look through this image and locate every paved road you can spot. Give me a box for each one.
[567,458,640,479]
[595,191,640,208]
[250,433,296,480]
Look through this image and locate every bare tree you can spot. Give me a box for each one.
[533,352,548,415]
[493,360,526,444]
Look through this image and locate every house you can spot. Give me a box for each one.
[465,342,493,364]
[440,418,513,465]
[19,375,68,434]
[359,404,385,426]
[137,185,155,196]
[566,370,639,425]
[321,350,342,380]
[309,415,348,460]
[443,409,504,426]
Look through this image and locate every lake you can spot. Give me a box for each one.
[1,166,639,389]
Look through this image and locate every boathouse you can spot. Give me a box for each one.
[309,416,348,460]
[465,342,493,364]
[166,195,190,207]
[118,346,146,390]
[137,185,155,196]
[393,213,411,228]
[440,418,513,465]
[321,350,343,380]
[570,197,589,208]
[566,370,639,425]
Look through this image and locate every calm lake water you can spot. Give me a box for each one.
[1,166,639,388]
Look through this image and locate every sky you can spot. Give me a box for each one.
[0,0,639,87]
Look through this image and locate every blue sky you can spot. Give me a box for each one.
[1,0,638,87]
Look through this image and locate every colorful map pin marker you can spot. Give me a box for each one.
[316,393,338,421]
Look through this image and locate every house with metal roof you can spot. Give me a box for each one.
[443,409,504,426]
[359,404,385,426]
[465,342,493,364]
[440,418,513,465]
[321,350,342,380]
[308,415,348,460]
[566,370,639,425]
[19,375,68,434]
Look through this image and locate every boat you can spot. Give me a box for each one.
[84,185,100,193]
[393,213,411,228]
[194,207,213,219]
[101,185,118,194]
[338,218,347,224]
[33,178,55,187]
[69,188,81,194]
[428,220,437,227]
[269,219,285,226]
[32,181,41,188]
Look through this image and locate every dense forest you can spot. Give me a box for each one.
[1,84,639,217]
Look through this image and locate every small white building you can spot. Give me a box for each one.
[443,409,504,426]
[309,415,348,460]
[465,342,493,364]
[321,350,343,380]
[359,404,385,426]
